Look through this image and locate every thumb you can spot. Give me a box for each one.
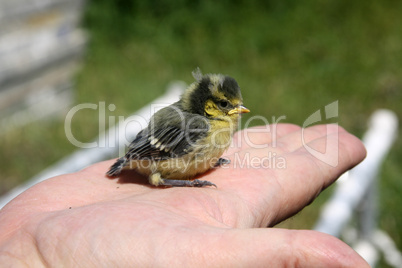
[213,229,369,267]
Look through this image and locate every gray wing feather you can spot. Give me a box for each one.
[125,112,209,161]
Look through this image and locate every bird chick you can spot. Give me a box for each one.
[107,70,250,187]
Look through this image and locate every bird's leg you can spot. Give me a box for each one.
[214,157,231,167]
[149,172,216,187]
[160,179,217,188]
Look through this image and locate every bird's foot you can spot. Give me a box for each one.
[214,158,231,167]
[160,179,216,188]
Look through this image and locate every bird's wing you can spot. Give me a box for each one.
[125,115,209,161]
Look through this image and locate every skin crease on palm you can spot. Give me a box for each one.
[0,124,369,267]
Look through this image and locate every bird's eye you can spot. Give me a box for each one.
[219,100,229,108]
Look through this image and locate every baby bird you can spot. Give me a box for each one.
[107,70,249,187]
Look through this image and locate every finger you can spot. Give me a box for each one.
[267,130,366,224]
[273,124,347,153]
[229,124,347,157]
[229,124,301,152]
[206,229,369,268]
[214,128,366,227]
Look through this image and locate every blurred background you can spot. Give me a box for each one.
[0,0,401,266]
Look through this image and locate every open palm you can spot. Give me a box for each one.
[0,124,368,267]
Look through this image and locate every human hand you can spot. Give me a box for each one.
[0,124,368,267]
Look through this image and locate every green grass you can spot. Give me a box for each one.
[1,1,401,264]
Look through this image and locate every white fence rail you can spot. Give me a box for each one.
[0,83,184,209]
[314,109,400,267]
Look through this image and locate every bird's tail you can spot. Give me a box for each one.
[106,157,127,176]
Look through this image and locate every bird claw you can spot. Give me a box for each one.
[160,179,216,188]
[191,179,217,188]
[214,158,231,167]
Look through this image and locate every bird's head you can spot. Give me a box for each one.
[181,70,250,121]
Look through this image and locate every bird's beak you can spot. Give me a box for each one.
[228,105,250,115]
